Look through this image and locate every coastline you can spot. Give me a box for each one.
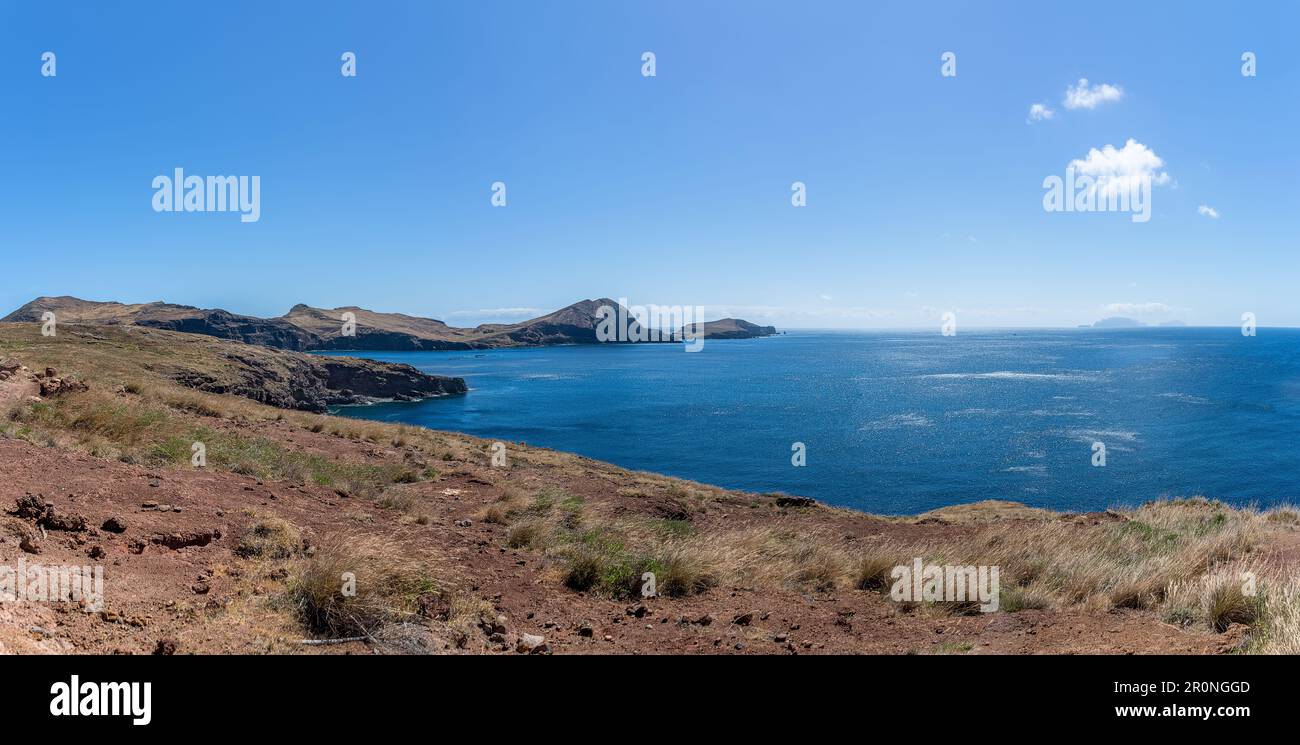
[0,321,1297,655]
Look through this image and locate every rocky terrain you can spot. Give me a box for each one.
[4,296,779,351]
[0,322,1297,656]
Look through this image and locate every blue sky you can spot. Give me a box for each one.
[2,1,1297,328]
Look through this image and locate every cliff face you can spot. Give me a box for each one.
[317,357,467,402]
[138,310,318,350]
[4,297,776,351]
[165,342,466,413]
[171,350,466,413]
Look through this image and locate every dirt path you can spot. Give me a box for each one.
[0,363,38,405]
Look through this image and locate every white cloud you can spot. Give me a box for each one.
[1027,103,1055,122]
[1197,204,1220,219]
[1068,139,1170,196]
[818,294,833,301]
[1101,302,1185,318]
[1063,78,1124,110]
[447,307,543,321]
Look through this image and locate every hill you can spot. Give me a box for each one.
[4,297,777,351]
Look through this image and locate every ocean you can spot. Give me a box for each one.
[323,328,1300,515]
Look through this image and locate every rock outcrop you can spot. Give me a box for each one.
[167,345,466,413]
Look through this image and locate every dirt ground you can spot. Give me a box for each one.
[0,432,1255,655]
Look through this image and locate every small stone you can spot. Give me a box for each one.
[732,612,754,626]
[102,516,127,533]
[516,633,546,654]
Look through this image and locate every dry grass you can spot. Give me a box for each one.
[488,485,1282,630]
[479,489,527,525]
[1248,576,1300,654]
[506,519,549,549]
[4,388,425,500]
[285,534,440,639]
[855,545,901,592]
[235,515,302,559]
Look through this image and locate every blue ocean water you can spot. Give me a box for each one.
[323,329,1300,515]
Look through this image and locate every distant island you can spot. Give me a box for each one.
[1081,317,1187,328]
[1089,316,1146,328]
[683,318,777,340]
[3,296,777,351]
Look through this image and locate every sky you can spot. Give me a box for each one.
[2,1,1297,329]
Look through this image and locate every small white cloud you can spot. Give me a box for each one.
[819,294,833,301]
[1101,302,1186,318]
[1197,204,1220,219]
[1064,78,1124,110]
[1068,139,1170,197]
[448,307,543,321]
[1027,103,1055,122]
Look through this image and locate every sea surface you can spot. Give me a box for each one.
[323,329,1300,515]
